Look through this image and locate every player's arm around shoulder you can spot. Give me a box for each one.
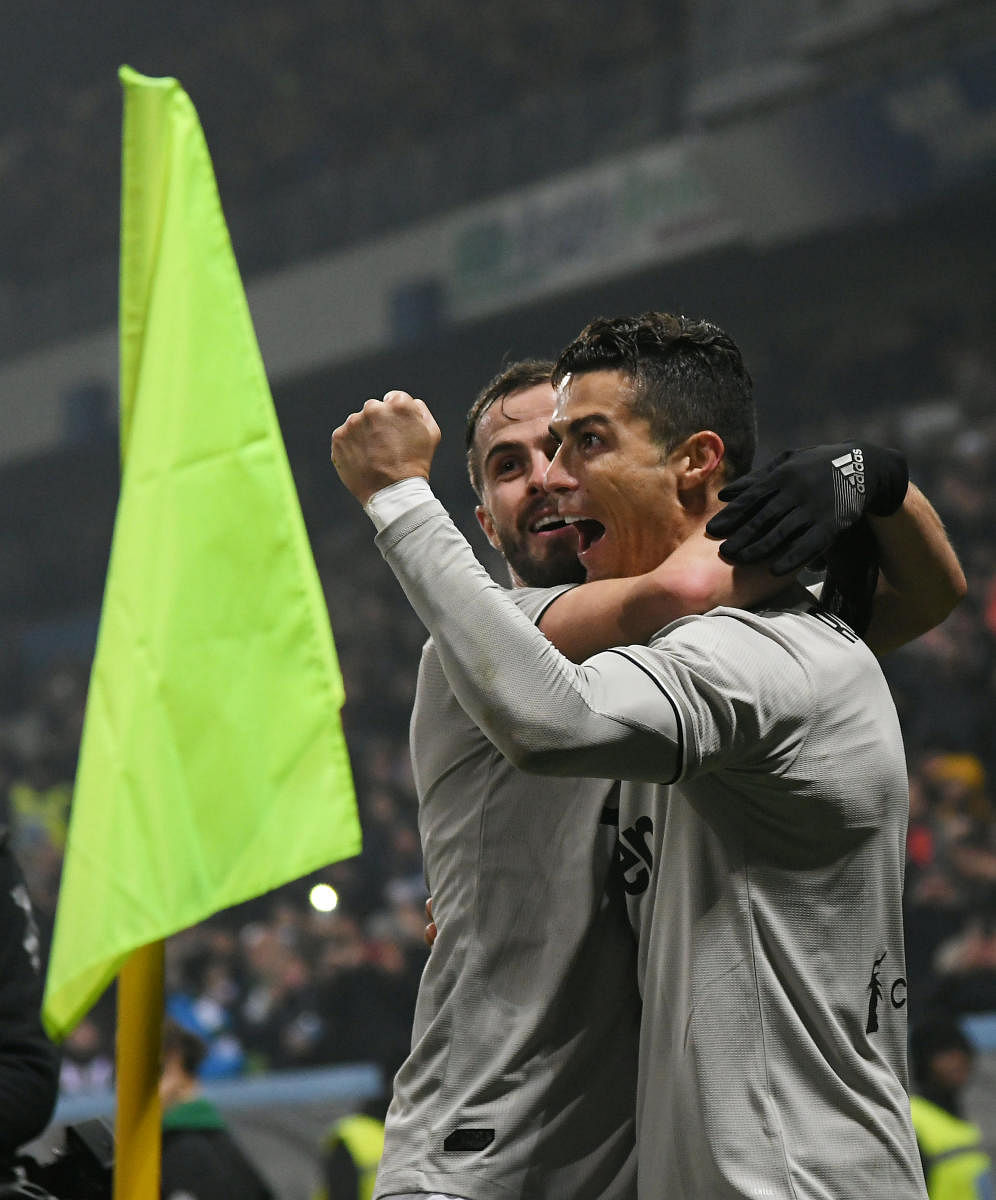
[703,442,965,657]
[539,529,782,662]
[864,483,967,656]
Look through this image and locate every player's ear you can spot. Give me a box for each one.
[675,431,725,493]
[475,504,502,550]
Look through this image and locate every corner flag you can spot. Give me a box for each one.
[43,68,360,1040]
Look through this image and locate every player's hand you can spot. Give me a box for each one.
[705,442,908,575]
[331,390,442,505]
[424,897,437,948]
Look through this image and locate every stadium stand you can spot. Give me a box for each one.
[2,312,995,1092]
[1,2,994,1194]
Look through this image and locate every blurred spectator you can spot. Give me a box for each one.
[7,749,71,857]
[58,1016,113,1096]
[0,830,59,1178]
[910,1017,994,1199]
[159,1017,275,1200]
[930,902,996,1020]
[1,0,683,298]
[314,1097,386,1200]
[165,945,247,1081]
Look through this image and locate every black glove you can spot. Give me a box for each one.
[820,520,880,638]
[705,441,908,575]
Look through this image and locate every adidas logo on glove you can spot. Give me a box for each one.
[832,448,866,494]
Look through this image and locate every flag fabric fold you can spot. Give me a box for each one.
[43,67,360,1040]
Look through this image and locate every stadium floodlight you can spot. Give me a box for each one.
[309,884,339,913]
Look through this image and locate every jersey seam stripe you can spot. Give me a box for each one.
[531,584,578,626]
[603,649,684,784]
[434,743,496,1151]
[742,862,803,1200]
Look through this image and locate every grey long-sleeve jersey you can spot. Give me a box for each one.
[374,588,641,1200]
[375,495,927,1200]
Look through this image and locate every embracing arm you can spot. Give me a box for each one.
[705,443,964,654]
[537,451,967,663]
[538,533,777,663]
[864,483,966,656]
[539,453,965,665]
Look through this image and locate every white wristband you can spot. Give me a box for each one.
[364,477,435,532]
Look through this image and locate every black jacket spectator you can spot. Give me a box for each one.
[0,827,59,1175]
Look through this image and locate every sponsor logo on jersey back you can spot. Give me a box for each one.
[866,950,907,1034]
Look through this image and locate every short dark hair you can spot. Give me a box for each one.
[465,358,554,498]
[162,1018,208,1078]
[551,312,756,480]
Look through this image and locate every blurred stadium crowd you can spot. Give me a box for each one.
[4,0,680,293]
[1,2,993,1140]
[0,315,994,1101]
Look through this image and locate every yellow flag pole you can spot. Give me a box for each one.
[113,940,165,1199]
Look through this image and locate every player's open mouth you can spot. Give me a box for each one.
[529,514,574,537]
[563,515,606,553]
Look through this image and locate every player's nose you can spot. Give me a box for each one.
[525,451,551,492]
[544,444,576,494]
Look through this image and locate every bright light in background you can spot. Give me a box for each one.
[309,883,339,913]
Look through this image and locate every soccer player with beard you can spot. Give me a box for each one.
[356,359,961,1200]
[369,359,773,1200]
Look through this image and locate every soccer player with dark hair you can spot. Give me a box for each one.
[333,310,965,1199]
[375,352,834,1199]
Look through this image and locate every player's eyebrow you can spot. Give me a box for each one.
[483,439,526,470]
[549,413,611,441]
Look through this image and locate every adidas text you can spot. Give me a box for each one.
[831,448,866,494]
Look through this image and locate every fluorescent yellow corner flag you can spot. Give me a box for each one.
[43,67,360,1040]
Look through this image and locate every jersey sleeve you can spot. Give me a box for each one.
[378,499,683,784]
[421,583,574,660]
